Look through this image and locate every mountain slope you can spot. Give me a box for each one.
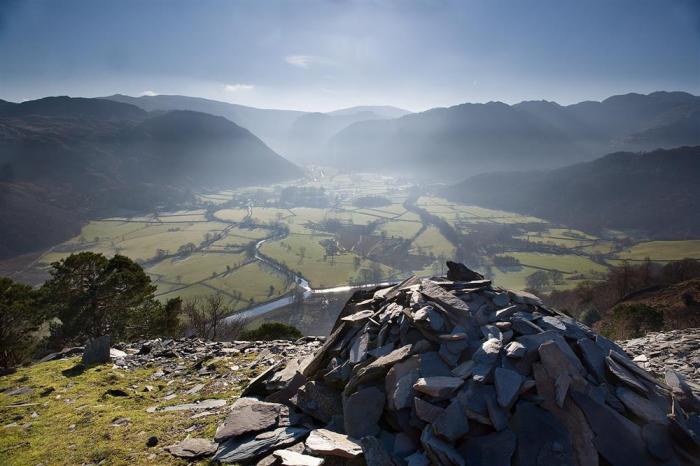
[104,94,305,155]
[327,105,411,119]
[328,92,700,180]
[445,146,700,237]
[0,97,302,259]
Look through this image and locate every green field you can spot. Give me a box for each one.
[616,240,700,262]
[17,173,700,315]
[505,252,608,275]
[411,226,455,258]
[259,233,395,288]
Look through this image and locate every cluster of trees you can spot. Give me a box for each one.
[1,252,182,368]
[278,186,329,208]
[493,255,521,267]
[352,195,391,208]
[526,269,564,292]
[0,251,304,368]
[544,258,700,336]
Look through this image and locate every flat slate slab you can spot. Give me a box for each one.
[305,428,362,458]
[166,438,217,459]
[413,376,464,398]
[214,427,309,464]
[215,397,287,441]
[273,449,324,466]
[343,386,385,438]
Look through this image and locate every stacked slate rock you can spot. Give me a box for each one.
[211,262,700,465]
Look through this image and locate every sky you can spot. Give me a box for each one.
[0,0,699,112]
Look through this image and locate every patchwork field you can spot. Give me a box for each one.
[12,174,699,313]
[616,240,700,262]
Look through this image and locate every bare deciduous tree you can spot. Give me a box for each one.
[182,294,246,341]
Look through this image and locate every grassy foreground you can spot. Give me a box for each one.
[0,354,260,465]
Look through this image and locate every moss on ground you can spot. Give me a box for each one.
[0,353,259,465]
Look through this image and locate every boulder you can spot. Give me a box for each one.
[82,335,111,365]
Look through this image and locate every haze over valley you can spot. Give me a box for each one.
[3,2,700,464]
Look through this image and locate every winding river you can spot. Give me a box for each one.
[225,237,396,322]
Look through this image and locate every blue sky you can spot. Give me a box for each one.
[1,0,698,111]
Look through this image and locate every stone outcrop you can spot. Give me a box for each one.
[205,263,700,465]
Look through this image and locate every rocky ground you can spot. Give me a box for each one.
[2,267,700,465]
[0,337,323,465]
[619,328,700,395]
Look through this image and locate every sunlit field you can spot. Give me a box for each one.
[20,172,699,311]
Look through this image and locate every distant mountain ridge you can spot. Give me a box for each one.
[445,146,700,238]
[328,91,700,180]
[0,96,302,259]
[103,94,412,162]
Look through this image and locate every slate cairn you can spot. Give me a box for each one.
[211,262,700,465]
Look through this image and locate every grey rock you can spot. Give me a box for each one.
[341,309,375,323]
[368,343,395,358]
[273,449,324,466]
[420,425,465,466]
[166,438,218,459]
[215,397,287,441]
[344,386,385,438]
[484,386,509,431]
[348,344,412,391]
[394,432,417,458]
[420,351,453,377]
[571,390,658,466]
[459,428,516,466]
[150,398,226,413]
[451,360,475,379]
[432,398,469,442]
[494,367,523,408]
[349,330,369,364]
[492,293,509,307]
[361,436,396,466]
[495,305,520,320]
[641,422,674,461]
[577,337,607,382]
[389,368,421,410]
[214,427,309,463]
[305,428,362,458]
[405,451,430,466]
[292,381,342,424]
[504,341,526,359]
[413,376,463,398]
[413,397,444,423]
[82,335,111,365]
[616,386,668,424]
[472,337,501,382]
[606,356,648,393]
[384,356,420,409]
[446,261,484,282]
[510,401,574,466]
[507,289,542,306]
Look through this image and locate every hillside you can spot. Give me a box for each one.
[104,94,305,156]
[105,95,412,163]
[328,91,700,180]
[614,278,700,331]
[0,97,302,259]
[446,146,700,237]
[2,270,697,465]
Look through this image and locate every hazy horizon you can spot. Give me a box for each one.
[1,0,699,112]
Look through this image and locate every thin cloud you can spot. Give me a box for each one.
[224,83,255,92]
[140,90,157,96]
[285,55,331,68]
